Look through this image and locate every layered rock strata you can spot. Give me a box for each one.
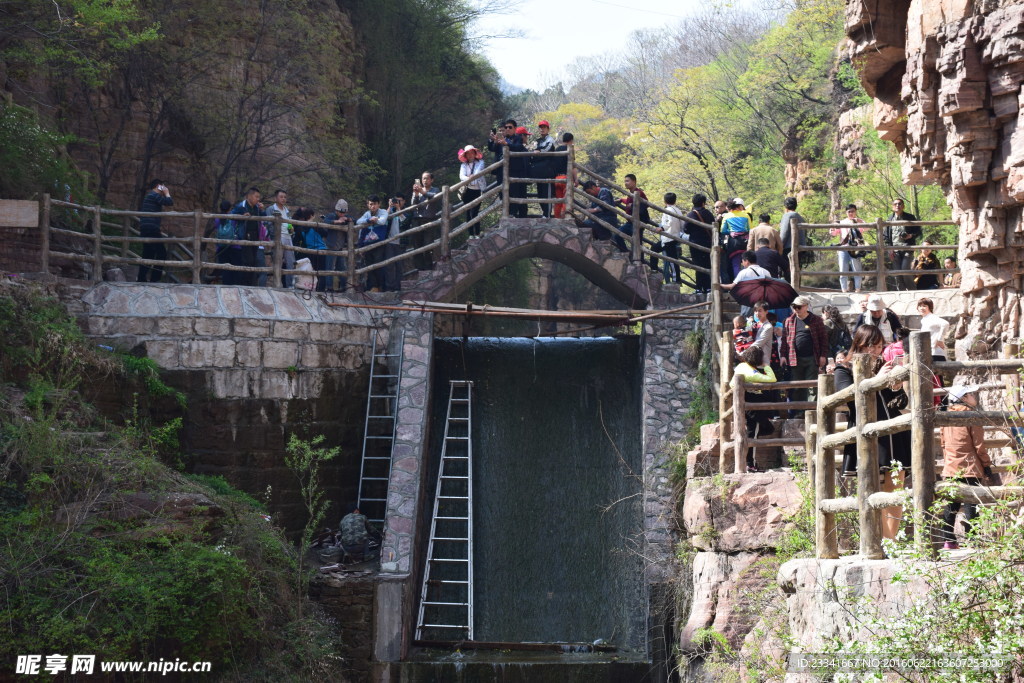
[846,0,1024,347]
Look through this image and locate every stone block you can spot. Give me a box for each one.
[683,472,803,552]
[679,551,766,653]
[236,340,261,367]
[259,371,294,399]
[262,341,298,368]
[301,344,343,368]
[144,340,180,368]
[308,323,338,342]
[157,316,194,336]
[183,340,236,368]
[234,318,272,338]
[121,316,157,335]
[194,317,231,337]
[273,320,309,340]
[209,369,250,399]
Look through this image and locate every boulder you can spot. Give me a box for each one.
[683,472,803,552]
[678,551,769,654]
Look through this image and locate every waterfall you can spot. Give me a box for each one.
[428,337,646,653]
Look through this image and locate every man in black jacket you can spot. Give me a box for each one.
[753,238,787,279]
[685,193,715,293]
[137,179,173,282]
[488,119,527,217]
[883,198,921,290]
[230,187,263,286]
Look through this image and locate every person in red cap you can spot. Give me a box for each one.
[488,119,528,217]
[530,120,557,218]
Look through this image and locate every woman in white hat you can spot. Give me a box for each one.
[458,145,487,236]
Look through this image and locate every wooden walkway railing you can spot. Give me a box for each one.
[809,332,1023,558]
[38,155,721,298]
[790,219,960,292]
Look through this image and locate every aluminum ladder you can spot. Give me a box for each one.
[356,333,404,528]
[415,380,474,642]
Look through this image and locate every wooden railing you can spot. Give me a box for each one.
[716,331,811,473]
[790,219,960,292]
[809,332,1023,559]
[38,155,721,298]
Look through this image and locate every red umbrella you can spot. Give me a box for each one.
[730,277,798,308]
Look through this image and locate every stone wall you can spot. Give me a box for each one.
[73,282,384,532]
[846,0,1024,351]
[309,572,377,682]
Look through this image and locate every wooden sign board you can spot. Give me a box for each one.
[0,200,40,228]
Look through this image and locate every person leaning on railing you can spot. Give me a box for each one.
[833,324,910,541]
[137,179,173,283]
[943,256,961,288]
[734,345,777,472]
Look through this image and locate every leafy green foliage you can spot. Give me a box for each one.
[119,354,186,408]
[0,102,92,202]
[0,285,338,678]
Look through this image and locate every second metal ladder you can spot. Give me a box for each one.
[415,380,475,642]
[356,333,404,528]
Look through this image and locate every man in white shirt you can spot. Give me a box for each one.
[722,250,772,315]
[653,192,684,284]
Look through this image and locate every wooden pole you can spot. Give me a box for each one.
[40,194,51,275]
[719,331,734,474]
[192,209,203,284]
[502,153,511,218]
[630,190,642,262]
[909,331,938,557]
[441,186,451,259]
[805,409,817,480]
[815,373,838,558]
[121,215,131,258]
[875,218,887,292]
[854,353,884,558]
[346,226,357,292]
[732,372,747,473]
[565,145,575,219]
[92,205,103,281]
[790,219,801,290]
[272,215,283,288]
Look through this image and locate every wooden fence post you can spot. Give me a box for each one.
[790,219,801,290]
[502,153,511,218]
[854,354,884,559]
[909,331,938,557]
[630,190,642,262]
[875,218,887,292]
[732,372,747,473]
[192,209,203,284]
[122,216,131,258]
[815,373,838,558]
[92,205,103,281]
[441,186,451,258]
[40,194,51,276]
[271,215,283,288]
[719,331,734,474]
[346,226,357,292]
[565,146,575,218]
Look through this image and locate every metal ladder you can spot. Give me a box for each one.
[356,333,404,528]
[415,380,474,642]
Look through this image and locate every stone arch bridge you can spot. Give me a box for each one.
[402,217,681,309]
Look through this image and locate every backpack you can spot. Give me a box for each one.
[215,218,234,240]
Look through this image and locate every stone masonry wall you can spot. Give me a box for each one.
[74,282,385,532]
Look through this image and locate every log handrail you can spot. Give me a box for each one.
[813,332,1024,560]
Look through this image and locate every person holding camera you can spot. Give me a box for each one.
[137,179,173,282]
[488,119,527,217]
[356,195,390,292]
[530,121,557,218]
[384,195,409,291]
[410,172,441,270]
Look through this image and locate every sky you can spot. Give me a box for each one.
[476,0,714,92]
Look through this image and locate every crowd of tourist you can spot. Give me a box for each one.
[134,118,958,299]
[729,291,993,551]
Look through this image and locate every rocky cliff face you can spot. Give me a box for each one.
[846,0,1024,349]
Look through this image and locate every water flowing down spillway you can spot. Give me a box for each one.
[428,337,646,654]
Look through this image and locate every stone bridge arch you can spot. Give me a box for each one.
[402,219,666,308]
